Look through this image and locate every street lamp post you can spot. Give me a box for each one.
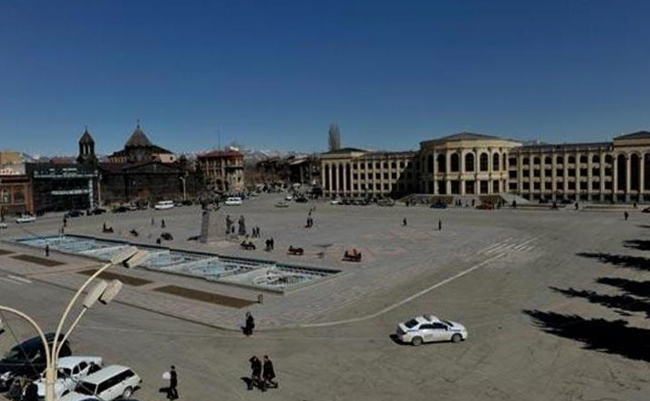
[180,175,187,201]
[0,246,148,401]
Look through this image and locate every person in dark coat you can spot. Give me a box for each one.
[45,245,50,257]
[403,218,407,226]
[263,355,277,389]
[249,356,262,390]
[438,219,442,231]
[167,365,178,400]
[244,312,255,336]
[23,380,38,401]
[624,211,629,221]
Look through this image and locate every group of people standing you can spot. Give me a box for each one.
[6,377,38,401]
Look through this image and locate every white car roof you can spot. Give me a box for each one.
[58,356,102,369]
[416,315,440,324]
[80,365,134,384]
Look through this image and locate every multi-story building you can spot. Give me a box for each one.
[196,149,245,193]
[0,174,32,217]
[320,130,650,203]
[26,163,98,213]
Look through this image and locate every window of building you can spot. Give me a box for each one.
[509,157,517,166]
[556,169,563,176]
[568,169,576,177]
[591,182,599,191]
[360,173,365,180]
[534,170,540,177]
[544,156,552,164]
[383,183,389,190]
[480,153,489,171]
[545,169,552,176]
[493,153,500,171]
[391,172,397,179]
[593,168,600,176]
[361,184,366,190]
[375,173,380,179]
[605,155,613,164]
[592,155,600,164]
[523,157,529,165]
[523,182,529,190]
[353,174,358,180]
[391,162,397,169]
[509,171,517,179]
[450,153,460,172]
[465,153,475,172]
[509,182,517,191]
[568,156,576,164]
[534,182,541,190]
[384,173,389,179]
[533,157,541,165]
[545,182,552,190]
[568,182,576,190]
[523,169,530,176]
[556,156,564,164]
[580,168,587,176]
[399,161,405,169]
[605,181,612,190]
[352,163,357,170]
[375,162,380,169]
[383,162,388,169]
[605,168,612,176]
[580,155,588,164]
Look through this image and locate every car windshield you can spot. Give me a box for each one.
[75,382,97,395]
[2,348,27,362]
[404,319,419,329]
[441,320,453,327]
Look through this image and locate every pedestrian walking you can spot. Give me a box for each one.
[403,218,407,226]
[167,365,178,400]
[63,217,68,228]
[624,211,629,221]
[23,380,38,401]
[243,312,255,336]
[270,237,275,250]
[263,355,277,389]
[438,219,442,231]
[45,244,50,257]
[161,219,166,228]
[248,356,262,390]
[151,217,155,226]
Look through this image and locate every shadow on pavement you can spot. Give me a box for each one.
[597,277,650,298]
[577,252,650,271]
[623,240,650,251]
[550,286,650,318]
[523,310,650,362]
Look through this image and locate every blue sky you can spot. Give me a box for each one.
[1,0,650,156]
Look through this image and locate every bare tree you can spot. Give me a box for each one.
[328,123,341,151]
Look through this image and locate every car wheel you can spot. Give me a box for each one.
[451,334,462,343]
[411,336,423,346]
[122,386,133,399]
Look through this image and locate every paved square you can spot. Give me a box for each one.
[0,195,648,400]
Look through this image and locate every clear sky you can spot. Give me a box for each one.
[1,0,650,156]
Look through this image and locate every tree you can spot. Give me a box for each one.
[328,123,341,151]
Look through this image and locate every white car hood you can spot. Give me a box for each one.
[36,380,65,397]
[60,391,98,401]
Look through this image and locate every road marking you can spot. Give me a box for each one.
[0,277,25,285]
[7,275,32,284]
[300,252,507,328]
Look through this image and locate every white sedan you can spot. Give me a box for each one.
[15,215,36,224]
[36,357,103,399]
[396,315,468,346]
[0,222,7,229]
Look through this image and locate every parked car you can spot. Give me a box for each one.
[430,202,447,209]
[35,357,104,399]
[15,214,36,224]
[90,208,107,215]
[112,206,129,213]
[275,201,289,208]
[330,198,341,205]
[396,315,468,346]
[0,222,7,229]
[154,200,174,210]
[284,195,293,201]
[225,197,243,206]
[0,333,72,389]
[62,365,142,401]
[64,210,83,218]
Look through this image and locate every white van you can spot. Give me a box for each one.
[61,365,142,401]
[154,200,175,210]
[225,197,243,206]
[36,356,103,399]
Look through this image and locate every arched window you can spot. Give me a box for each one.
[533,157,541,165]
[523,157,529,166]
[492,153,500,171]
[450,153,460,172]
[592,155,599,163]
[580,155,588,164]
[465,153,475,172]
[544,156,552,164]
[437,154,446,173]
[556,156,564,164]
[605,155,613,164]
[568,156,576,164]
[427,154,434,173]
[480,153,489,171]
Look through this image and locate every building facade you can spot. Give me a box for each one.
[0,174,32,217]
[196,150,245,193]
[320,131,650,202]
[26,163,98,213]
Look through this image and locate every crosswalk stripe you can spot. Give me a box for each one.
[7,275,32,284]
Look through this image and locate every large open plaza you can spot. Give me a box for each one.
[0,195,648,400]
